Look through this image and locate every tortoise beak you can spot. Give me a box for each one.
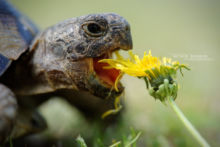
[119,30,133,50]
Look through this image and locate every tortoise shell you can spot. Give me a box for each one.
[0,0,38,76]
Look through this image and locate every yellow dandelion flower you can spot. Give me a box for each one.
[100,50,189,101]
[100,50,189,88]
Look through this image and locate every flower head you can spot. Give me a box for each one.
[100,50,190,101]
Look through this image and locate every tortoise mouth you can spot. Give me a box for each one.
[93,49,121,88]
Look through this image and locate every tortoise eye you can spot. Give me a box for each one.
[83,22,105,37]
[88,23,101,33]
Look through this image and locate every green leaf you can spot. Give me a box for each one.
[76,135,87,147]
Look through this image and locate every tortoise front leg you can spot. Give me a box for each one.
[0,84,17,143]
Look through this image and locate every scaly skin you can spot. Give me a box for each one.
[0,84,17,142]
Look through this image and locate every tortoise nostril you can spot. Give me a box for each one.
[125,25,129,31]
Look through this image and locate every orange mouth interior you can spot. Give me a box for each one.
[93,54,121,86]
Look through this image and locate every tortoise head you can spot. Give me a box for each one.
[31,13,132,98]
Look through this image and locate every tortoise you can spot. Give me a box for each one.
[0,0,132,143]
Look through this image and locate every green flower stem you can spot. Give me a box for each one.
[167,97,210,147]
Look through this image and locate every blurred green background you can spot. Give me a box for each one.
[10,0,220,146]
